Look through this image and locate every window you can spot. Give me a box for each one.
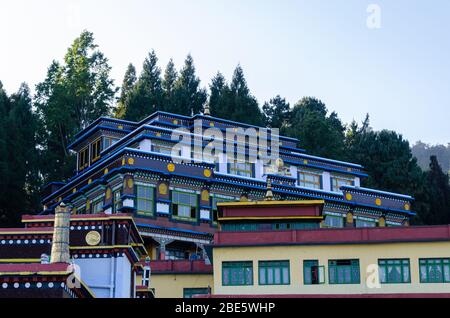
[228,161,254,178]
[152,141,179,156]
[356,219,376,228]
[172,191,197,220]
[420,258,450,283]
[136,185,154,217]
[165,248,188,260]
[323,215,344,228]
[304,260,325,285]
[91,198,104,214]
[142,266,151,287]
[103,137,118,150]
[113,189,122,213]
[222,261,253,286]
[378,259,410,284]
[329,259,360,284]
[78,147,89,170]
[298,169,322,190]
[331,175,354,192]
[183,288,210,299]
[91,138,102,162]
[259,261,290,285]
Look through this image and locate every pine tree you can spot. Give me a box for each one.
[173,54,207,116]
[210,65,264,126]
[162,59,178,113]
[262,95,290,128]
[0,84,40,226]
[124,50,163,121]
[209,72,227,117]
[420,156,450,225]
[115,63,137,118]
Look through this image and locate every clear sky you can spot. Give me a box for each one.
[0,0,449,144]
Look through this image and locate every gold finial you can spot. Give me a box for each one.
[50,203,71,264]
[204,101,211,116]
[265,179,274,201]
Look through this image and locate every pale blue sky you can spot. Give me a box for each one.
[0,0,449,144]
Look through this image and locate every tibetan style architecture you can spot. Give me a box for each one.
[203,200,450,298]
[39,111,415,266]
[0,204,152,298]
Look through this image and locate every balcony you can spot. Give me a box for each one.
[150,260,213,274]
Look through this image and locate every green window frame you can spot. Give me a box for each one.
[378,259,411,284]
[328,259,360,284]
[258,261,290,285]
[183,288,210,298]
[172,191,198,221]
[136,185,155,217]
[419,258,450,283]
[222,261,253,286]
[304,260,325,285]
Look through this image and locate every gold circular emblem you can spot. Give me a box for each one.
[73,188,77,194]
[104,168,109,175]
[404,203,410,211]
[209,122,215,127]
[173,120,178,125]
[167,163,175,172]
[156,132,161,137]
[85,231,101,246]
[88,179,92,184]
[375,198,382,206]
[128,157,135,165]
[303,160,308,165]
[158,183,168,195]
[118,125,124,130]
[345,193,353,201]
[203,169,212,178]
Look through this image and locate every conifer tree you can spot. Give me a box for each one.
[162,59,178,113]
[172,54,207,115]
[124,50,163,121]
[115,63,137,118]
[262,95,290,128]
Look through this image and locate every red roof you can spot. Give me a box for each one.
[0,263,70,273]
[214,224,450,246]
[150,260,213,274]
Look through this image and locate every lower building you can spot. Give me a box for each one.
[201,199,450,298]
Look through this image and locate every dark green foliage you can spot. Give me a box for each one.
[262,95,290,128]
[171,54,207,116]
[124,50,163,121]
[115,63,137,118]
[0,84,40,226]
[284,97,345,159]
[35,31,116,183]
[162,59,178,112]
[208,66,264,126]
[416,156,450,225]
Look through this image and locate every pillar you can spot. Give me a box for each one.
[50,203,71,264]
